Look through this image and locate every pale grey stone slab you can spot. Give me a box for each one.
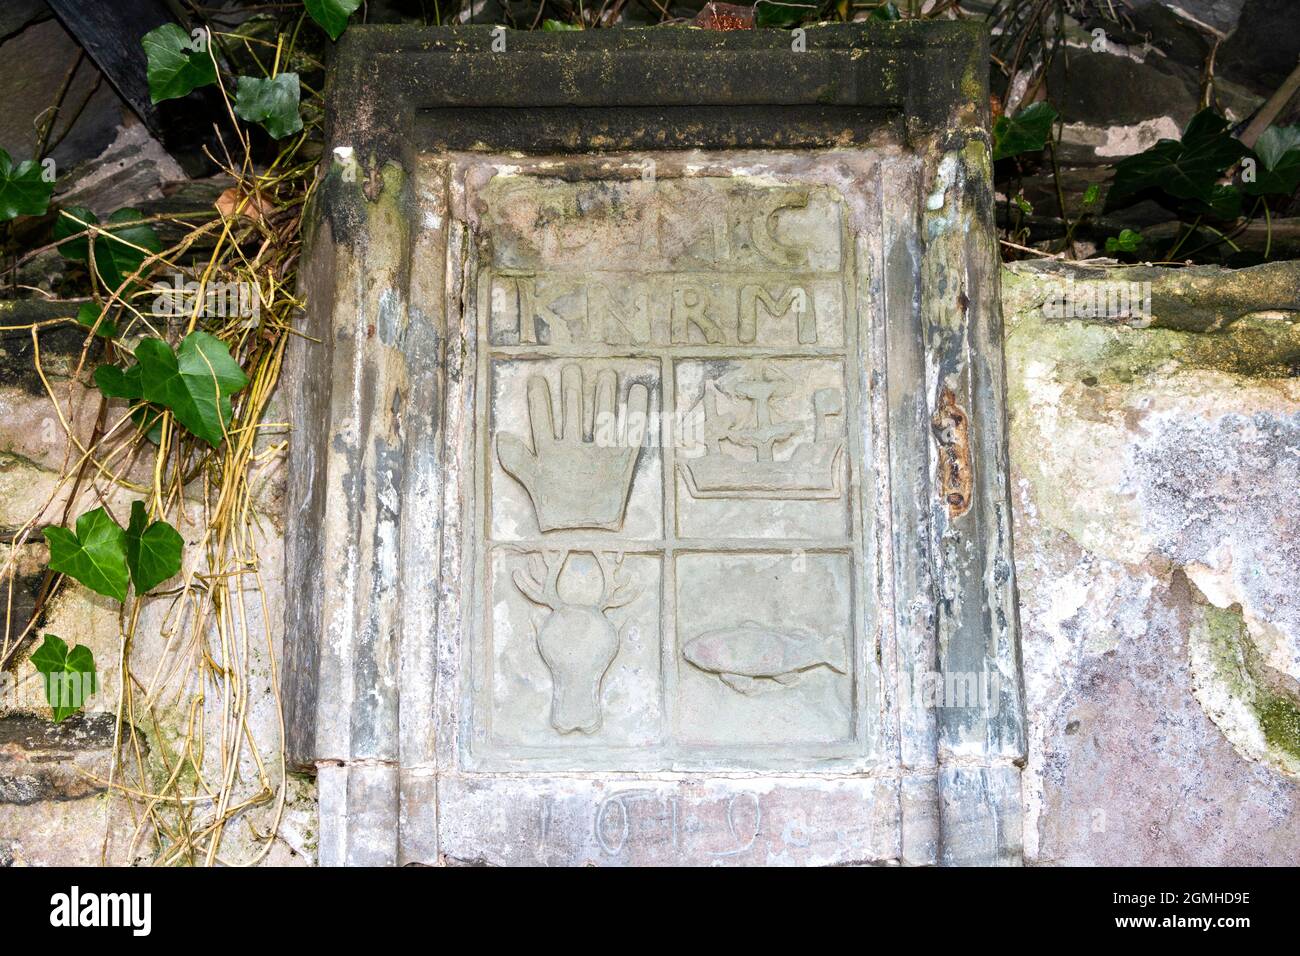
[446,154,892,783]
[938,765,1023,867]
[437,775,900,867]
[290,24,1022,866]
[317,763,400,867]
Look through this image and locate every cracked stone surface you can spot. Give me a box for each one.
[1004,261,1300,865]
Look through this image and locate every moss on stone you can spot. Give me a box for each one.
[1190,598,1300,772]
[1257,690,1300,761]
[1003,268,1300,383]
[1199,603,1255,701]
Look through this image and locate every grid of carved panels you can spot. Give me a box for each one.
[471,174,869,768]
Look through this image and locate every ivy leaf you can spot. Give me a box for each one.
[1242,124,1300,198]
[53,205,96,261]
[93,360,164,442]
[139,332,248,446]
[234,74,303,140]
[1108,108,1247,206]
[133,407,166,445]
[30,635,98,723]
[142,23,217,103]
[1081,183,1101,207]
[0,148,53,221]
[1184,183,1242,221]
[93,361,144,400]
[992,102,1058,161]
[43,507,129,602]
[125,501,183,593]
[869,2,901,20]
[304,0,362,41]
[542,19,583,30]
[754,1,814,27]
[1105,228,1142,254]
[54,207,161,291]
[94,209,162,289]
[104,332,247,446]
[75,302,117,338]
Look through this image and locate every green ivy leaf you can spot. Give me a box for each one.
[94,358,167,441]
[234,74,303,140]
[52,205,95,261]
[304,0,362,41]
[869,2,901,20]
[1254,124,1300,171]
[754,1,815,28]
[93,361,144,400]
[1108,108,1247,206]
[134,407,166,444]
[1185,183,1242,221]
[99,332,247,447]
[1105,228,1142,254]
[142,23,217,103]
[44,507,129,602]
[54,207,161,291]
[75,302,116,338]
[140,332,248,446]
[1081,183,1101,207]
[95,209,163,288]
[125,501,183,593]
[992,102,1058,161]
[0,148,53,222]
[30,634,98,722]
[1242,124,1300,198]
[542,19,582,30]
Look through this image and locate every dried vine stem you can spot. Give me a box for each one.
[0,22,318,865]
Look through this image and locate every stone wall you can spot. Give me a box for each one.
[0,333,316,866]
[1003,260,1300,865]
[2,258,1297,865]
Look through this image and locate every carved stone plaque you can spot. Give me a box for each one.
[289,25,1024,866]
[472,169,868,767]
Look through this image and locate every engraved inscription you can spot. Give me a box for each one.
[490,274,844,348]
[484,179,842,274]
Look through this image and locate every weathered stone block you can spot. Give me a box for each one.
[438,775,900,867]
[289,24,1020,866]
[1004,260,1300,865]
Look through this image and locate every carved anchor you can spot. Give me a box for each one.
[679,365,844,500]
[513,550,638,734]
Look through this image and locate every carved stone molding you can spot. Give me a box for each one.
[288,23,1024,866]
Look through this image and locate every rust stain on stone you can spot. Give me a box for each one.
[932,387,973,519]
[693,2,755,30]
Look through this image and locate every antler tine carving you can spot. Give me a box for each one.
[543,550,564,607]
[513,550,564,609]
[512,567,550,608]
[596,551,638,610]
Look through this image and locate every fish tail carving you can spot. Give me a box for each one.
[822,632,849,673]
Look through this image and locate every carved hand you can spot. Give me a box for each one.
[497,364,651,532]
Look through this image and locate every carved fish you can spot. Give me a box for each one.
[683,622,847,694]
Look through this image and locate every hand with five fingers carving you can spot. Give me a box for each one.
[496,364,651,532]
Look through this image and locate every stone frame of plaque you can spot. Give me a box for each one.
[286,23,1025,866]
